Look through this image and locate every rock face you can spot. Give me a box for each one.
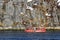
[0,0,60,27]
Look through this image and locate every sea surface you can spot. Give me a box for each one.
[0,31,60,40]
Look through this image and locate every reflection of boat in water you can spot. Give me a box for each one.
[25,27,46,32]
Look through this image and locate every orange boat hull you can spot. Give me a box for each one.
[25,28,46,32]
[35,29,46,32]
[25,30,34,32]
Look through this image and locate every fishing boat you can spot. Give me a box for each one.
[25,27,46,32]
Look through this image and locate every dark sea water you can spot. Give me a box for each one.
[0,31,60,40]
